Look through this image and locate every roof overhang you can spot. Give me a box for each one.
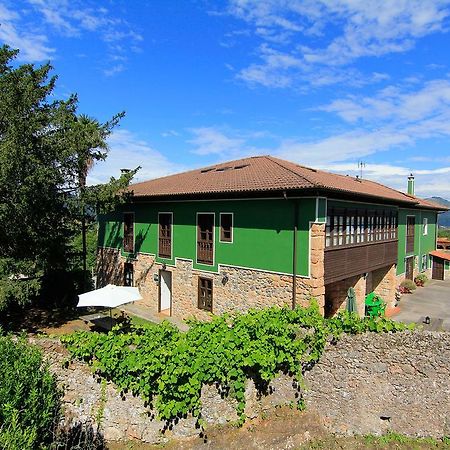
[430,250,450,262]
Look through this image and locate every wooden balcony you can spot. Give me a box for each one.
[325,239,398,285]
[123,235,134,253]
[159,237,171,259]
[197,241,213,265]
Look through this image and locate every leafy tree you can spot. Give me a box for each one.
[0,45,137,311]
[0,334,61,449]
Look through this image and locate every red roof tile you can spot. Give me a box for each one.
[430,250,450,261]
[128,155,447,210]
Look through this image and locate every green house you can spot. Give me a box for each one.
[97,156,445,318]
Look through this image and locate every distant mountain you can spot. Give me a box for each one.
[426,197,450,227]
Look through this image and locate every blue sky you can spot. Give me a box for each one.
[2,0,450,198]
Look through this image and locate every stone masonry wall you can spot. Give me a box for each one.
[324,274,366,318]
[34,331,450,444]
[95,223,326,320]
[304,331,450,438]
[395,264,433,289]
[96,247,124,287]
[325,264,397,318]
[371,265,397,309]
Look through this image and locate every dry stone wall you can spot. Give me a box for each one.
[32,331,450,445]
[304,331,450,438]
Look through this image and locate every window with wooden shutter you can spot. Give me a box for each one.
[158,213,172,259]
[123,213,134,253]
[220,213,233,243]
[197,213,214,265]
[198,277,213,312]
[406,216,415,253]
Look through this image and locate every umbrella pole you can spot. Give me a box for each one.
[110,308,112,330]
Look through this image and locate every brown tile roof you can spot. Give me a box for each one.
[128,155,446,210]
[430,250,450,261]
[411,197,448,210]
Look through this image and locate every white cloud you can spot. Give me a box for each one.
[273,77,450,196]
[320,79,450,124]
[227,0,450,88]
[87,129,182,185]
[161,130,180,137]
[277,130,413,166]
[103,64,125,77]
[188,127,247,156]
[313,162,450,198]
[0,0,143,71]
[0,4,55,61]
[183,113,450,197]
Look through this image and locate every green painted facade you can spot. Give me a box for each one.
[98,198,319,276]
[98,196,439,279]
[396,208,438,275]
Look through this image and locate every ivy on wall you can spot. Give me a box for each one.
[62,304,411,428]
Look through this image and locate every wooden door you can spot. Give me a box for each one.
[405,256,414,280]
[432,257,444,280]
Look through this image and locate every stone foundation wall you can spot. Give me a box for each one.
[96,247,124,287]
[396,267,433,286]
[324,274,366,318]
[95,223,326,320]
[325,264,397,317]
[371,265,397,309]
[34,331,450,444]
[96,251,319,320]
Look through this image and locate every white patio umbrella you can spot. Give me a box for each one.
[77,284,142,308]
[77,284,142,328]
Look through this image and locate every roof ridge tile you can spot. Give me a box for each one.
[265,156,319,187]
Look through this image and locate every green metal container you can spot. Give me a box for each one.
[365,292,386,317]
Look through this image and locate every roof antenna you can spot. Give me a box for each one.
[358,161,366,179]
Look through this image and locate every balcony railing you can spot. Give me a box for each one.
[197,241,213,265]
[325,239,398,285]
[159,237,171,259]
[123,235,134,253]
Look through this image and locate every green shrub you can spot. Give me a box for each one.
[414,273,428,287]
[62,304,411,427]
[400,279,417,292]
[0,334,61,450]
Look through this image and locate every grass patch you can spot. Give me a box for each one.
[302,433,450,449]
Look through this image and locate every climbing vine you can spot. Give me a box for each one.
[61,303,411,426]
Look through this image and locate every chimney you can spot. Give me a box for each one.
[407,173,415,196]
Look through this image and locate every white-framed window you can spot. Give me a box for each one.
[219,212,233,243]
[423,217,428,235]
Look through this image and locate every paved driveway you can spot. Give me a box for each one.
[393,279,450,330]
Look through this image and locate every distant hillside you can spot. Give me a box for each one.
[426,197,450,227]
